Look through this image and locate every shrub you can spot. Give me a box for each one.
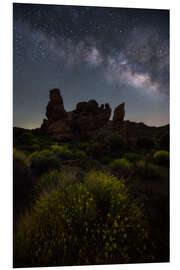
[111,158,132,176]
[124,152,143,162]
[158,133,169,151]
[13,148,28,164]
[14,172,155,267]
[135,160,146,178]
[86,142,107,159]
[100,156,112,165]
[51,144,73,160]
[28,150,60,175]
[80,158,101,170]
[153,150,169,167]
[135,160,166,181]
[73,150,86,160]
[13,149,33,215]
[106,133,124,152]
[59,168,78,189]
[34,170,61,195]
[146,163,163,180]
[32,144,40,151]
[75,142,88,151]
[136,137,155,150]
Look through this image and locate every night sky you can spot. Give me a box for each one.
[13,3,169,129]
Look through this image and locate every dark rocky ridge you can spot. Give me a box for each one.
[41,88,125,140]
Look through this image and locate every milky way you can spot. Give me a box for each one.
[13,3,169,128]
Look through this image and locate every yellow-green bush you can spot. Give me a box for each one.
[73,150,86,160]
[34,170,61,195]
[124,152,143,162]
[135,160,166,181]
[111,158,132,176]
[80,158,101,170]
[51,144,73,160]
[28,150,60,175]
[34,168,78,196]
[153,150,169,166]
[14,171,155,267]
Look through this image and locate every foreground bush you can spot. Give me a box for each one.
[34,168,78,196]
[34,170,61,195]
[153,150,169,167]
[14,172,155,267]
[28,150,60,175]
[111,158,132,177]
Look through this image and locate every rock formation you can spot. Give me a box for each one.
[41,88,125,140]
[113,102,125,122]
[71,100,111,138]
[46,89,68,123]
[41,89,72,140]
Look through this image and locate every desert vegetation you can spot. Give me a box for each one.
[13,125,169,267]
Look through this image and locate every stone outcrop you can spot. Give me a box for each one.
[41,88,125,140]
[41,89,72,140]
[46,89,68,123]
[70,100,111,138]
[113,102,125,122]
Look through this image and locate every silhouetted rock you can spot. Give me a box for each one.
[71,100,111,137]
[41,88,112,140]
[113,102,125,122]
[40,89,72,140]
[46,89,68,123]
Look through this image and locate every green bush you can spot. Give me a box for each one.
[100,156,112,165]
[124,152,143,162]
[153,150,169,167]
[32,144,40,151]
[28,150,60,175]
[136,137,155,150]
[146,163,163,180]
[111,158,132,176]
[59,168,78,189]
[158,133,169,150]
[106,133,124,152]
[135,160,146,177]
[34,168,78,196]
[13,148,28,165]
[73,150,86,160]
[80,158,101,170]
[86,142,107,159]
[75,142,88,151]
[135,160,166,181]
[51,144,73,160]
[14,171,155,267]
[34,170,61,195]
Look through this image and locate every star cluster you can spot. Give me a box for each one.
[13,3,169,128]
